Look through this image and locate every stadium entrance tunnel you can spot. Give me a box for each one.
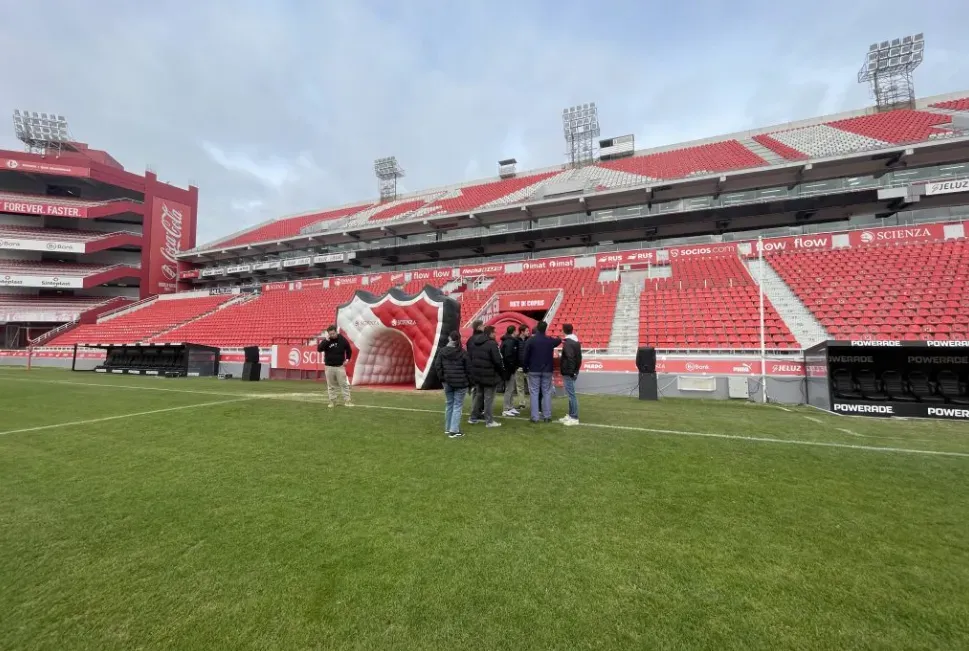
[350,327,415,387]
[337,286,460,390]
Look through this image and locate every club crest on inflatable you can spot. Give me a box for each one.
[336,285,460,389]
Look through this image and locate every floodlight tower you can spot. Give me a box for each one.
[11,110,77,156]
[374,156,405,202]
[857,33,925,112]
[562,103,601,167]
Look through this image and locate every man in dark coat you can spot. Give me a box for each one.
[466,319,484,403]
[558,323,582,425]
[468,325,504,427]
[522,321,561,423]
[515,324,530,409]
[433,330,472,438]
[499,325,521,416]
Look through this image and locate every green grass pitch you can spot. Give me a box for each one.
[1,367,968,650]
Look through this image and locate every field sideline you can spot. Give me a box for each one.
[1,367,968,650]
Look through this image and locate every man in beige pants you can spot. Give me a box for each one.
[317,324,353,407]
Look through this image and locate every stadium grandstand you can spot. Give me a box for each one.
[5,83,969,401]
[0,111,198,348]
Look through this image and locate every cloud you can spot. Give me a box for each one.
[0,0,967,244]
[201,142,301,190]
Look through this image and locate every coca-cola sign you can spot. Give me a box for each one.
[146,197,195,296]
[159,202,183,281]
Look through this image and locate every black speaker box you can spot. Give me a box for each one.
[243,346,260,364]
[636,346,656,374]
[638,372,658,401]
[241,362,261,381]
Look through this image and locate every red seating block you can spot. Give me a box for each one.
[828,109,951,144]
[931,98,969,111]
[152,285,360,347]
[599,140,765,180]
[216,205,369,248]
[47,295,235,345]
[638,256,797,350]
[768,239,969,342]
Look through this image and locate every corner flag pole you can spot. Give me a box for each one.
[758,237,767,403]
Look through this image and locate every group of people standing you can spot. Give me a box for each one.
[433,319,583,438]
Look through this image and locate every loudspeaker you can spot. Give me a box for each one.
[638,372,658,400]
[636,346,656,373]
[243,346,260,364]
[241,362,261,381]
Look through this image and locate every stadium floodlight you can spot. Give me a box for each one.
[857,33,925,111]
[11,109,77,156]
[374,156,405,202]
[562,102,601,168]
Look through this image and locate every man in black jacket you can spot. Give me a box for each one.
[558,323,583,425]
[317,324,353,407]
[499,325,521,416]
[468,325,504,427]
[515,324,530,409]
[466,319,484,403]
[433,330,472,438]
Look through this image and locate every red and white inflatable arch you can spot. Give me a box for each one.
[338,286,460,389]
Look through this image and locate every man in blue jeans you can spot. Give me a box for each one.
[522,321,561,423]
[558,323,582,426]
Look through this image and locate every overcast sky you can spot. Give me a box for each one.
[1,0,968,244]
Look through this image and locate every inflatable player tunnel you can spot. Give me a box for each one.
[336,285,460,389]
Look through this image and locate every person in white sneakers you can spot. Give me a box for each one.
[558,323,582,426]
[499,325,521,417]
[318,324,353,408]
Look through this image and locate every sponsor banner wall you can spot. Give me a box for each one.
[578,356,804,376]
[0,348,272,364]
[846,222,948,247]
[924,178,969,196]
[179,268,201,279]
[666,243,738,259]
[459,263,504,276]
[331,275,360,287]
[499,291,559,311]
[1,157,90,178]
[0,274,85,289]
[595,250,656,268]
[0,349,97,360]
[145,197,193,296]
[0,197,89,218]
[272,344,325,371]
[270,353,806,377]
[522,256,576,271]
[832,401,969,420]
[750,233,834,254]
[0,237,85,254]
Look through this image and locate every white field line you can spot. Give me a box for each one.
[803,415,826,424]
[579,422,969,458]
[0,398,255,437]
[1,376,967,459]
